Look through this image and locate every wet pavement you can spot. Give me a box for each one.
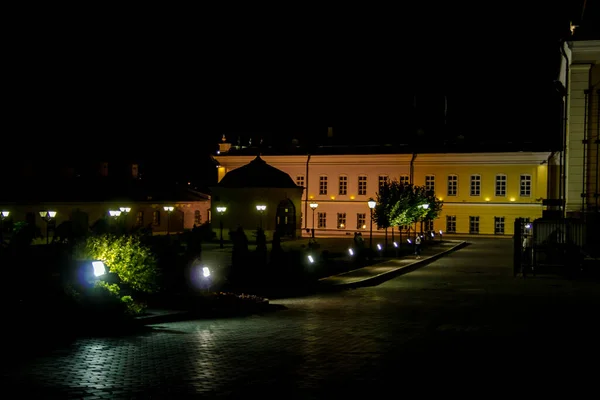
[3,238,600,398]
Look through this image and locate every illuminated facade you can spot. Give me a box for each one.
[558,39,600,216]
[214,146,552,237]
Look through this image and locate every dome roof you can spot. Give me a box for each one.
[218,156,299,188]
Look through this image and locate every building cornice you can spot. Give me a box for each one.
[568,40,600,64]
[214,152,552,167]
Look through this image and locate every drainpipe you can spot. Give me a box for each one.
[560,39,570,218]
[582,87,590,213]
[409,153,417,184]
[304,154,311,230]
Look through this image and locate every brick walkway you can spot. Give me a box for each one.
[3,237,600,398]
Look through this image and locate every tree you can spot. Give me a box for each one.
[374,180,444,237]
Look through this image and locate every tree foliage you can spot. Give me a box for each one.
[373,180,444,228]
[74,234,159,293]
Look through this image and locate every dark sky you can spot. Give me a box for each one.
[5,1,598,173]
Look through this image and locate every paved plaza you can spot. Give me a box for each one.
[2,238,600,398]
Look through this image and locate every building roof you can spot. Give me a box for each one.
[0,177,210,204]
[216,156,299,188]
[215,140,557,157]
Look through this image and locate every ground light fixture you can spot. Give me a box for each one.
[191,264,212,290]
[92,261,107,277]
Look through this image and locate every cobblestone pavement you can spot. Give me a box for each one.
[3,238,600,398]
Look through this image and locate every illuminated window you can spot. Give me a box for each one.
[399,175,409,185]
[337,213,347,229]
[317,212,327,228]
[194,210,201,225]
[469,216,480,234]
[319,176,328,195]
[446,215,456,233]
[447,175,458,196]
[520,174,531,197]
[136,211,144,226]
[425,175,435,194]
[494,216,505,234]
[358,175,367,195]
[470,175,481,196]
[495,175,507,197]
[356,213,366,229]
[338,175,347,195]
[153,210,160,226]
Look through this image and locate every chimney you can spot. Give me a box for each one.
[131,163,139,179]
[218,134,232,154]
[99,162,108,177]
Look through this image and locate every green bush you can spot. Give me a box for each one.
[74,234,159,293]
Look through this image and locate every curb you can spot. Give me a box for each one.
[134,303,286,325]
[318,241,469,291]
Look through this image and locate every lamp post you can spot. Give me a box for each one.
[367,198,376,252]
[39,210,57,245]
[216,206,227,248]
[0,211,9,244]
[419,203,429,235]
[119,207,130,232]
[309,202,318,238]
[163,206,174,235]
[108,209,123,233]
[256,204,266,229]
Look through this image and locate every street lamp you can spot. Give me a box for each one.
[164,206,174,235]
[119,207,131,233]
[39,210,57,245]
[309,202,318,238]
[367,198,376,252]
[419,203,429,235]
[0,211,10,244]
[108,209,124,233]
[256,204,266,229]
[216,206,227,248]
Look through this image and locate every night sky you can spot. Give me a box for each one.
[4,1,599,188]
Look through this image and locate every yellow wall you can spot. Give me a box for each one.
[413,163,547,235]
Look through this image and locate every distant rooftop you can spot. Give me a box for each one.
[0,177,209,204]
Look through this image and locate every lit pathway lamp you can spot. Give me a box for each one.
[39,210,57,245]
[0,211,9,244]
[368,198,376,253]
[309,202,318,238]
[163,206,174,234]
[256,204,266,230]
[216,206,227,248]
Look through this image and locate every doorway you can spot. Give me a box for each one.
[276,199,296,238]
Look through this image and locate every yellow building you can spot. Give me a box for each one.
[214,141,552,237]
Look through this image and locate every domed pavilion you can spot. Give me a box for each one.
[210,156,303,239]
